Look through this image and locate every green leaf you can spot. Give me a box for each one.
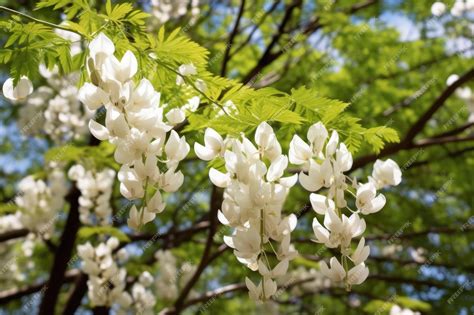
[78,226,131,243]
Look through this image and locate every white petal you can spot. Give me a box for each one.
[209,168,231,188]
[88,120,110,140]
[194,143,216,161]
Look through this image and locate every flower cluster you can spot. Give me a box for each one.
[78,33,190,229]
[2,29,92,143]
[431,0,474,16]
[14,167,68,238]
[289,122,401,290]
[122,271,156,315]
[154,249,197,302]
[77,238,130,308]
[195,122,298,301]
[68,164,116,226]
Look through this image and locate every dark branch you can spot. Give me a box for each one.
[220,0,246,76]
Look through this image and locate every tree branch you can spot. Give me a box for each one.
[220,0,246,76]
[173,186,222,313]
[352,67,474,170]
[0,228,28,243]
[38,185,81,315]
[0,269,79,305]
[62,272,88,315]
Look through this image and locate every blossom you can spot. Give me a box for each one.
[370,159,402,189]
[197,121,298,300]
[431,2,446,16]
[320,257,369,286]
[2,76,33,101]
[245,277,277,301]
[351,237,370,265]
[355,182,386,215]
[78,33,190,229]
[194,128,225,160]
[312,208,366,248]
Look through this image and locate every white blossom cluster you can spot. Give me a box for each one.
[68,164,116,226]
[78,238,157,314]
[195,122,299,301]
[154,249,197,302]
[289,122,401,290]
[447,74,474,122]
[431,0,474,16]
[2,29,92,143]
[150,0,200,26]
[78,33,190,230]
[14,167,68,238]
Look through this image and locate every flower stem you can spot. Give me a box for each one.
[0,5,84,37]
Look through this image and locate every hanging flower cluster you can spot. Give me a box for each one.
[68,164,116,226]
[78,33,190,229]
[154,249,198,302]
[14,166,68,238]
[195,122,299,301]
[194,121,401,299]
[77,238,131,309]
[289,122,401,290]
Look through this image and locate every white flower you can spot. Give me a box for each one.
[148,190,166,213]
[127,205,155,229]
[165,130,190,164]
[209,168,231,188]
[89,33,115,68]
[289,134,312,165]
[178,63,197,76]
[347,263,369,285]
[307,122,328,156]
[312,208,366,248]
[78,83,109,110]
[245,277,277,301]
[258,259,289,278]
[103,50,138,83]
[325,130,339,156]
[255,122,281,161]
[165,108,186,125]
[431,2,446,16]
[3,76,33,101]
[194,128,225,161]
[309,193,335,215]
[370,159,402,189]
[319,257,345,282]
[159,169,184,193]
[351,237,370,265]
[176,63,197,85]
[299,159,333,192]
[266,155,288,182]
[356,182,386,215]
